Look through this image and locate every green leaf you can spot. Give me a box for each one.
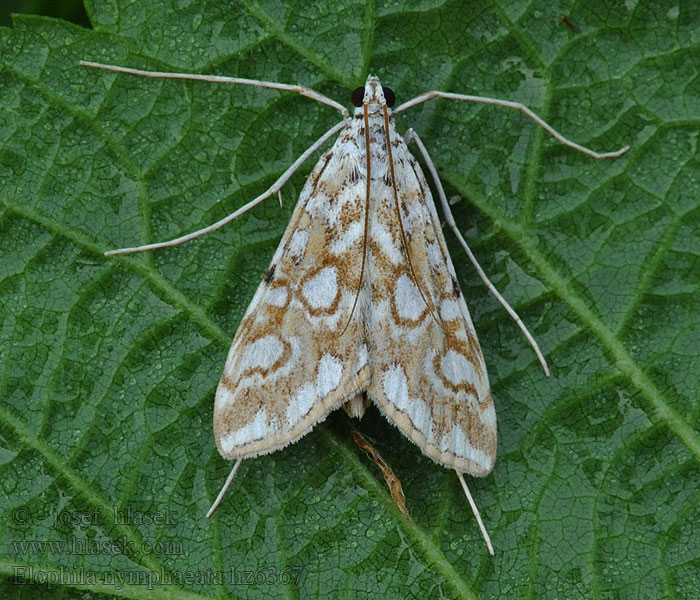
[2,1,699,598]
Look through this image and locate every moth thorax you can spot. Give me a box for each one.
[343,394,369,419]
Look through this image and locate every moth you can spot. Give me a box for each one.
[82,61,628,554]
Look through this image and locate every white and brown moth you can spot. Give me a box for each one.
[82,61,628,554]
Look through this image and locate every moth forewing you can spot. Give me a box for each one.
[213,134,370,460]
[360,102,496,476]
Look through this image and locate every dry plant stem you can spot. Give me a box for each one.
[349,422,411,520]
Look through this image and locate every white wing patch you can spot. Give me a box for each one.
[394,274,424,321]
[301,266,338,310]
[242,335,284,372]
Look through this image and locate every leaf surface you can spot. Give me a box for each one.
[1,1,699,598]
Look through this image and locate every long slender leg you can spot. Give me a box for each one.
[395,90,629,159]
[456,471,494,555]
[105,120,346,255]
[404,128,550,376]
[206,457,244,518]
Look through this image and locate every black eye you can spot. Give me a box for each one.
[383,86,395,107]
[351,86,364,107]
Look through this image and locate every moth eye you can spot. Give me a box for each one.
[351,86,364,107]
[383,86,396,107]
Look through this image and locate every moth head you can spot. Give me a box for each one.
[351,75,395,115]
